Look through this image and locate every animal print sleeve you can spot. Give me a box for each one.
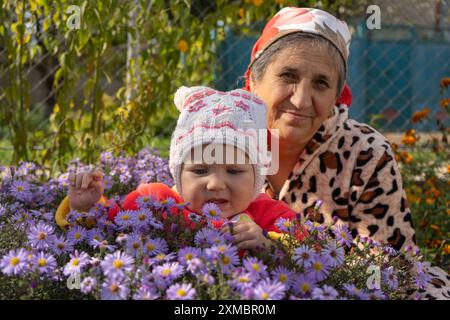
[348,146,416,251]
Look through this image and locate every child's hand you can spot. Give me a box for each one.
[68,170,104,212]
[221,218,272,251]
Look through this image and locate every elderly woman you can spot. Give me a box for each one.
[244,7,449,299]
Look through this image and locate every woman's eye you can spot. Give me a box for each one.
[227,169,243,175]
[280,73,297,82]
[315,80,330,89]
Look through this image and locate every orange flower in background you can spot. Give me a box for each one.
[425,198,435,205]
[402,135,416,145]
[177,40,189,53]
[403,152,413,164]
[440,98,450,108]
[411,108,430,123]
[252,0,264,6]
[448,164,450,174]
[443,244,450,255]
[440,77,450,89]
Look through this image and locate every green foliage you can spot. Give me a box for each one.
[0,0,365,174]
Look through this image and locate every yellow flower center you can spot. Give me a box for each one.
[74,233,81,239]
[222,256,230,265]
[138,214,146,221]
[217,246,225,253]
[121,215,129,221]
[209,210,217,216]
[177,289,186,297]
[156,254,165,260]
[113,260,123,269]
[38,232,46,240]
[133,243,140,249]
[57,243,65,249]
[261,292,269,300]
[301,283,310,293]
[252,263,260,271]
[10,257,20,266]
[147,244,155,251]
[313,262,323,271]
[185,253,193,260]
[72,258,79,266]
[239,277,249,283]
[17,186,24,192]
[279,274,287,282]
[38,258,47,267]
[161,269,171,276]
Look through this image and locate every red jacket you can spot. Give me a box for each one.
[107,183,299,234]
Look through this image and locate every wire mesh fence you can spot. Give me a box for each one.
[0,0,449,166]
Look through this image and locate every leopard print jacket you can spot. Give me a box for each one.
[263,103,449,299]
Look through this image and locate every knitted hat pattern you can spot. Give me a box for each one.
[169,86,270,200]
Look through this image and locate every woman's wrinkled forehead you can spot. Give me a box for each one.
[184,144,251,165]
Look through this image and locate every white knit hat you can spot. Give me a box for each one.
[169,86,270,200]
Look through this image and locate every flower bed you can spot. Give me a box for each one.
[0,148,429,300]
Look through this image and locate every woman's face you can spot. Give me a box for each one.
[250,44,339,146]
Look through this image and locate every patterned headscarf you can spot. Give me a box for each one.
[243,7,353,106]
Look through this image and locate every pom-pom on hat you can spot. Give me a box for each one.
[169,86,270,200]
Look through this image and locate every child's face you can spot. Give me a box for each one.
[180,144,255,218]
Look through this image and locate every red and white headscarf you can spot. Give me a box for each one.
[243,7,353,107]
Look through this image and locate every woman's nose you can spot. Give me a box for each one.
[206,173,226,191]
[290,81,313,110]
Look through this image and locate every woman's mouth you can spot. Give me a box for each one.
[284,111,314,119]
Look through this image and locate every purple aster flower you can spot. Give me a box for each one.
[27,221,54,250]
[303,220,326,233]
[188,212,203,223]
[306,255,331,282]
[243,257,268,280]
[367,289,386,300]
[292,274,317,297]
[80,276,97,294]
[132,209,161,230]
[67,225,88,244]
[153,262,185,282]
[91,239,116,252]
[382,266,398,290]
[382,245,398,257]
[342,283,369,300]
[125,233,144,256]
[115,210,136,229]
[148,252,177,266]
[321,240,345,268]
[135,195,157,209]
[332,225,353,248]
[194,228,227,247]
[271,266,294,288]
[253,279,286,300]
[10,180,32,202]
[100,151,115,165]
[312,285,339,300]
[186,258,207,275]
[101,251,135,279]
[144,238,168,256]
[197,273,215,285]
[0,248,29,276]
[274,217,295,233]
[166,282,196,300]
[33,252,57,275]
[101,277,129,300]
[177,247,202,265]
[0,203,6,217]
[153,197,176,211]
[211,244,241,274]
[63,250,90,276]
[201,203,223,221]
[228,271,254,292]
[87,228,105,244]
[293,244,316,268]
[49,234,74,255]
[133,285,160,300]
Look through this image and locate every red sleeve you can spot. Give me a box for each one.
[107,183,183,220]
[247,193,307,241]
